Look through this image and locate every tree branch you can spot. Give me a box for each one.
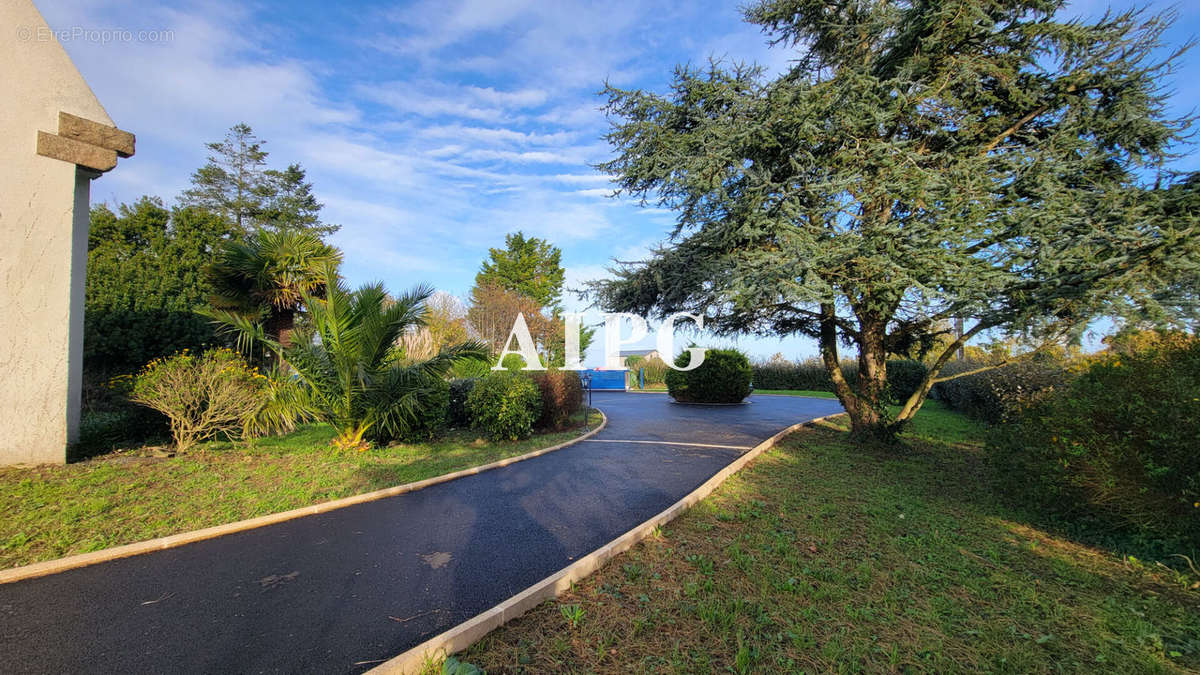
[981,105,1047,155]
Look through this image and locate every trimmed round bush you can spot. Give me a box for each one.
[666,348,752,403]
[447,378,479,428]
[467,372,542,441]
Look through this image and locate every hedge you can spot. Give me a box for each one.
[388,376,451,443]
[752,358,928,403]
[530,370,583,430]
[447,378,479,428]
[932,359,1067,423]
[987,333,1200,548]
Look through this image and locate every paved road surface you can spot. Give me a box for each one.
[0,392,842,674]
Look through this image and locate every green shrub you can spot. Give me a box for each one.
[531,370,583,430]
[501,353,527,371]
[374,375,450,444]
[76,411,129,456]
[73,410,166,461]
[666,348,752,403]
[643,356,670,385]
[987,335,1200,547]
[467,372,542,441]
[884,359,929,403]
[131,348,266,451]
[751,358,840,391]
[630,356,671,388]
[750,357,924,403]
[447,378,479,428]
[934,358,1068,423]
[74,372,170,459]
[449,358,491,379]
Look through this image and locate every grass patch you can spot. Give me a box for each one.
[751,389,839,399]
[462,403,1200,673]
[0,410,598,570]
[629,388,839,399]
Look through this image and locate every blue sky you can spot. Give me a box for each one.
[38,0,1200,365]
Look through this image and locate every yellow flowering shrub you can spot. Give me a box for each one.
[131,348,266,451]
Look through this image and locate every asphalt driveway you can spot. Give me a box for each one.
[0,392,842,674]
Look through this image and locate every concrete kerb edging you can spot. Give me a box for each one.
[371,410,849,674]
[0,410,608,585]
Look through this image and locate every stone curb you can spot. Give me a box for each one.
[0,411,607,585]
[370,411,846,674]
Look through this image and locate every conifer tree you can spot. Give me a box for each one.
[590,0,1200,439]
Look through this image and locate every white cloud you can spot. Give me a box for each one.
[552,173,612,185]
[454,149,579,164]
[537,102,606,129]
[422,125,576,147]
[27,0,905,353]
[463,86,548,108]
[381,0,535,53]
[41,2,356,156]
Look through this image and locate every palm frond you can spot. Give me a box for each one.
[248,272,492,447]
[416,341,491,380]
[244,371,316,437]
[197,305,272,355]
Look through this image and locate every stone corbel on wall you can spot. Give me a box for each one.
[36,111,135,173]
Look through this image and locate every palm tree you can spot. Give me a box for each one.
[203,230,341,351]
[212,263,488,450]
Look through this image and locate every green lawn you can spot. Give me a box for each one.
[628,388,838,399]
[751,389,839,399]
[461,402,1200,673]
[0,411,597,570]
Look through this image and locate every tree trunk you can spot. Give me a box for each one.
[894,320,992,426]
[264,308,296,371]
[819,304,885,438]
[271,309,296,349]
[856,313,888,411]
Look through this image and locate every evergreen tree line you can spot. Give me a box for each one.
[85,124,340,374]
[85,126,582,377]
